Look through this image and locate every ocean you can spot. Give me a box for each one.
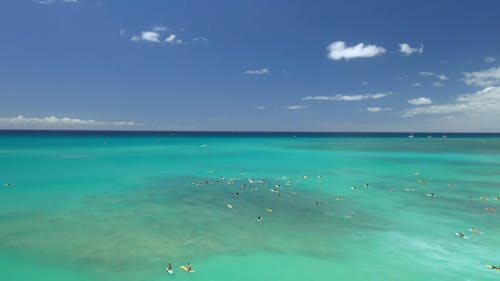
[0,131,499,281]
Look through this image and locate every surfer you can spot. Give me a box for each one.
[486,265,500,270]
[167,262,173,273]
[186,263,193,272]
[485,207,496,213]
[457,232,465,237]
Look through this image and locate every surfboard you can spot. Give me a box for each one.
[180,266,195,272]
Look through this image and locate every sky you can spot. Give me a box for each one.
[1,0,500,132]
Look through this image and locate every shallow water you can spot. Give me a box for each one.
[0,133,499,280]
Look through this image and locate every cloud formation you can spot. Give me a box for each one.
[464,66,500,87]
[366,107,391,112]
[403,86,500,117]
[419,72,448,82]
[302,92,390,101]
[399,43,423,55]
[408,97,432,105]
[419,72,434,76]
[484,56,496,63]
[244,68,270,75]
[286,105,308,110]
[0,115,137,128]
[33,0,77,4]
[327,41,386,60]
[130,26,187,45]
[165,34,182,44]
[131,31,161,43]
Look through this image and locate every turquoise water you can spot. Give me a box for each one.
[0,132,499,281]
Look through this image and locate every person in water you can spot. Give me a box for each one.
[186,262,193,271]
[257,216,262,222]
[167,262,173,272]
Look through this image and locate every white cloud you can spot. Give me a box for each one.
[327,41,386,61]
[302,92,390,101]
[408,97,432,105]
[0,115,137,128]
[399,43,423,55]
[403,86,500,117]
[131,31,160,43]
[286,105,308,110]
[255,106,266,110]
[412,82,422,87]
[361,81,368,86]
[366,107,391,112]
[419,71,434,76]
[33,0,55,4]
[165,34,182,44]
[34,0,78,4]
[119,29,126,36]
[192,37,210,43]
[464,66,500,87]
[244,68,270,75]
[484,56,496,63]
[152,25,168,32]
[433,82,444,87]
[419,71,448,82]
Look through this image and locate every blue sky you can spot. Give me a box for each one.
[1,0,500,131]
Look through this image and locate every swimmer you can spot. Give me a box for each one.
[235,192,240,197]
[3,183,14,187]
[167,262,173,273]
[363,184,369,188]
[456,232,469,239]
[227,203,233,209]
[351,186,357,190]
[277,193,281,198]
[186,263,193,272]
[291,191,298,196]
[336,196,343,200]
[266,207,273,213]
[485,207,496,213]
[426,193,436,197]
[257,216,263,222]
[469,228,484,234]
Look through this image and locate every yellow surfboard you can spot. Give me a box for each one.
[180,265,195,272]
